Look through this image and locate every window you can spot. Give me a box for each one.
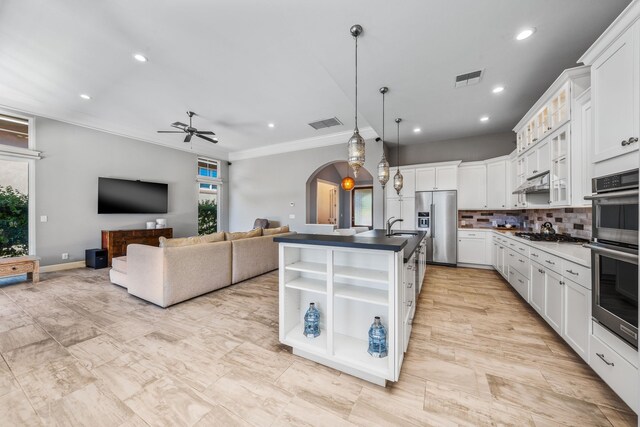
[197,157,221,235]
[352,186,373,228]
[0,114,29,150]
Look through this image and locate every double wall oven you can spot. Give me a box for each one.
[585,169,639,348]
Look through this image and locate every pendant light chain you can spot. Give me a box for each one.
[396,120,400,172]
[355,35,358,130]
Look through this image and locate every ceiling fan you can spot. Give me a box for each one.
[157,111,218,143]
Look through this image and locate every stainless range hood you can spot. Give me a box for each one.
[512,170,550,194]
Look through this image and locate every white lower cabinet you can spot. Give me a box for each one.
[403,254,416,353]
[458,237,486,264]
[590,323,638,413]
[530,262,546,316]
[544,269,564,334]
[563,278,591,360]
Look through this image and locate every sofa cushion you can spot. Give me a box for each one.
[159,232,225,248]
[112,256,127,273]
[225,228,262,241]
[263,225,290,236]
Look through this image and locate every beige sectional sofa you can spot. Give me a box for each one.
[110,228,293,308]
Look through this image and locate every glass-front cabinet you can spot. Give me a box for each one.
[550,124,570,205]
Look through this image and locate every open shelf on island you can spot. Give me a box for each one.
[333,265,388,284]
[284,322,327,353]
[333,332,390,377]
[285,261,326,275]
[285,277,326,294]
[334,283,388,306]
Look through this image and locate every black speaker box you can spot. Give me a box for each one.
[86,248,108,269]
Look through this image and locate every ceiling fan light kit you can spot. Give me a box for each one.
[157,111,218,144]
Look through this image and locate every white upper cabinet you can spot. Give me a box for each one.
[525,140,550,178]
[487,160,507,209]
[458,164,487,209]
[415,168,435,191]
[590,21,639,163]
[386,168,416,199]
[416,165,458,191]
[550,124,570,206]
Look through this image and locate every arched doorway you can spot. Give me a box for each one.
[306,161,373,229]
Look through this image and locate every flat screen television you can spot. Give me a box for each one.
[98,177,168,214]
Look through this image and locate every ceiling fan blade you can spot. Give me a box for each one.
[184,133,193,143]
[157,130,184,133]
[196,134,218,143]
[196,130,216,135]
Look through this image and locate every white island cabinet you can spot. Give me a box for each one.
[276,232,425,386]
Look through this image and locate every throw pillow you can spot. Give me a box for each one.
[263,225,290,236]
[224,228,262,241]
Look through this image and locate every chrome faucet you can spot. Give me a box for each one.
[386,217,404,235]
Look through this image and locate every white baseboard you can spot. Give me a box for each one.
[40,261,86,273]
[456,263,494,270]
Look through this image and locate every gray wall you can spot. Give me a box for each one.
[388,131,516,166]
[34,118,205,266]
[228,140,385,232]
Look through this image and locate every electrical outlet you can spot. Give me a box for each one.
[40,215,48,222]
[289,214,295,219]
[61,253,69,260]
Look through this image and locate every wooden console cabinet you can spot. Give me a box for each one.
[101,228,173,266]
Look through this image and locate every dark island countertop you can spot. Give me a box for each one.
[274,229,426,263]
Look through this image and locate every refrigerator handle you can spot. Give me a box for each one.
[430,203,435,239]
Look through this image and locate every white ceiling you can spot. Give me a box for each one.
[0,0,631,160]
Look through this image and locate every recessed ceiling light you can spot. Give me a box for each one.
[516,28,535,41]
[133,53,148,62]
[268,123,275,128]
[480,116,490,122]
[80,94,91,100]
[492,86,505,94]
[413,127,421,133]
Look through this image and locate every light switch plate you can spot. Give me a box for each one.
[40,215,48,222]
[289,214,295,219]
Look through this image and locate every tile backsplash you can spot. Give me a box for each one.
[459,207,592,239]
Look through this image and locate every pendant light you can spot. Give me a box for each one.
[377,87,390,189]
[393,118,403,195]
[347,24,365,178]
[341,163,355,191]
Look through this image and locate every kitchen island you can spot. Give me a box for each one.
[274,230,426,386]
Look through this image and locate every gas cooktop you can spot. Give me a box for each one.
[514,232,590,244]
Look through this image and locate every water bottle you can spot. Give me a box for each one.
[304,302,320,338]
[368,316,388,358]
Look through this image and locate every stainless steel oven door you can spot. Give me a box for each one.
[586,242,638,348]
[586,189,638,246]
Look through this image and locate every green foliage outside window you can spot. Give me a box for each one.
[198,199,217,235]
[0,186,28,258]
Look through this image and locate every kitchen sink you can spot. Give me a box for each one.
[388,232,418,237]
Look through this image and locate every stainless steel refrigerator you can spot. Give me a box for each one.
[416,191,457,265]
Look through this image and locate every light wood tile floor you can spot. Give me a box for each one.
[0,266,636,426]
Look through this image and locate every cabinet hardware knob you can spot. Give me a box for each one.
[407,283,413,288]
[518,279,524,284]
[532,254,539,257]
[407,301,413,307]
[519,259,524,263]
[545,260,555,265]
[566,269,578,275]
[596,352,614,366]
[621,137,637,146]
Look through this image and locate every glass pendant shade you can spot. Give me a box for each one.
[377,154,390,188]
[393,169,403,195]
[347,130,366,178]
[341,176,355,191]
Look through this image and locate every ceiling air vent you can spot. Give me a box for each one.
[455,69,483,88]
[308,117,343,130]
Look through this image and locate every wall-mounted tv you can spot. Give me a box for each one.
[98,177,168,214]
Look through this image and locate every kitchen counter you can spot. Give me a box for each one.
[458,228,591,266]
[275,230,427,263]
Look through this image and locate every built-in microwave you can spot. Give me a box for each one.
[585,169,639,348]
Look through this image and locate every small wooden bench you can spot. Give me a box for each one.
[0,256,40,283]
